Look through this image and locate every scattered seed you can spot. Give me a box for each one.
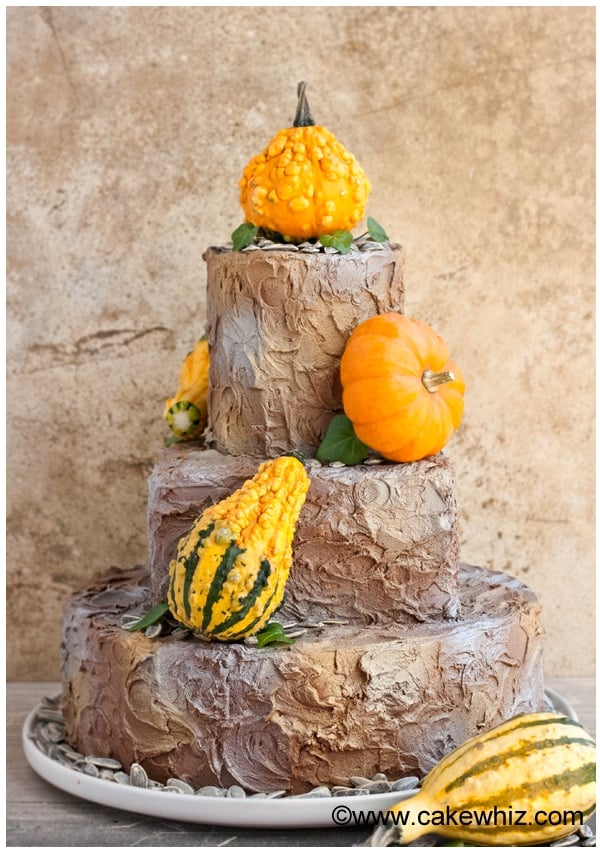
[391,776,420,792]
[129,762,149,788]
[350,776,371,787]
[579,826,594,839]
[333,787,368,797]
[284,629,307,639]
[144,623,163,639]
[365,780,392,794]
[321,619,350,626]
[167,778,195,794]
[82,762,100,778]
[85,755,123,770]
[581,837,596,847]
[296,786,331,798]
[36,708,64,723]
[227,785,246,798]
[551,835,583,847]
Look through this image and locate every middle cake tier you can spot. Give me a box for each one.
[148,446,460,622]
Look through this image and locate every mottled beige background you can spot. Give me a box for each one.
[7,7,594,679]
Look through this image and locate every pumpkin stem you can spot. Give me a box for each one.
[294,81,315,127]
[422,369,455,393]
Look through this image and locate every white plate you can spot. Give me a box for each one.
[22,689,577,829]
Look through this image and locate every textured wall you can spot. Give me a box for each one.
[7,7,594,679]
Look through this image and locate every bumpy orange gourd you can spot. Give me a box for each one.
[341,313,466,462]
[239,82,371,242]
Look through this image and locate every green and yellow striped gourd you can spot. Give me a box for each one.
[370,712,595,847]
[164,337,210,439]
[167,455,310,641]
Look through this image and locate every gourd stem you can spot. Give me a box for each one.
[294,81,315,127]
[422,369,455,392]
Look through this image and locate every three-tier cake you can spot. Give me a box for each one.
[60,85,545,795]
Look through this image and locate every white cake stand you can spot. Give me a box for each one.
[22,687,576,828]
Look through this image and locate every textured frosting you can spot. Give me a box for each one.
[61,563,545,794]
[147,445,460,621]
[204,244,405,457]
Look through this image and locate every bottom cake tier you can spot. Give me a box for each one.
[60,563,545,794]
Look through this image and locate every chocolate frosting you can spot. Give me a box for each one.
[204,245,405,457]
[147,446,460,621]
[61,563,544,794]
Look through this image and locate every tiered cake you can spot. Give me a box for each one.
[60,241,545,794]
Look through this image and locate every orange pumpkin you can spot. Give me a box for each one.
[340,313,465,462]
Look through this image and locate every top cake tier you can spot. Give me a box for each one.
[204,243,405,457]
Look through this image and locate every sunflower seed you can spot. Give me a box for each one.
[45,722,66,743]
[45,744,62,760]
[551,835,581,847]
[144,623,162,639]
[391,776,420,792]
[121,614,141,627]
[365,780,392,794]
[148,779,164,789]
[85,755,123,770]
[579,826,594,839]
[171,626,191,637]
[329,460,346,468]
[268,243,298,251]
[167,778,194,794]
[227,785,246,798]
[114,771,130,785]
[333,787,368,797]
[321,619,350,626]
[82,762,100,778]
[99,769,117,780]
[130,762,149,788]
[250,792,268,798]
[36,707,64,723]
[196,785,226,797]
[581,838,596,847]
[41,695,60,708]
[241,244,260,251]
[265,789,287,799]
[370,772,388,781]
[57,744,84,762]
[349,776,371,787]
[364,457,384,465]
[297,786,331,798]
[284,629,307,638]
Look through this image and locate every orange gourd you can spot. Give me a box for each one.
[239,82,371,242]
[340,313,465,462]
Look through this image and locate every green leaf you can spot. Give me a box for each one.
[316,414,370,465]
[318,230,353,254]
[231,222,259,251]
[256,622,296,648]
[126,602,170,632]
[367,217,389,242]
[164,434,183,447]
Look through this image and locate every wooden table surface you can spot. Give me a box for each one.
[7,677,595,847]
